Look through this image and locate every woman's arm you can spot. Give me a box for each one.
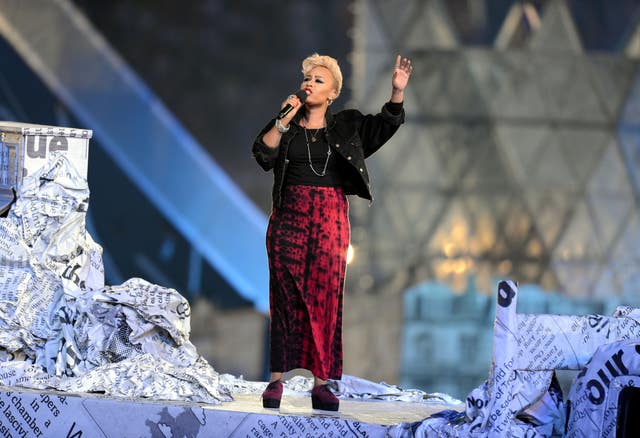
[252,120,280,171]
[358,55,412,158]
[252,93,305,171]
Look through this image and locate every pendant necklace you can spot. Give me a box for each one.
[308,128,321,142]
[303,125,330,177]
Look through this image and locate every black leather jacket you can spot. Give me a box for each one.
[252,102,405,207]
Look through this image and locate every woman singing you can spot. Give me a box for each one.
[252,53,412,411]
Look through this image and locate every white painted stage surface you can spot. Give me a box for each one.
[0,386,463,437]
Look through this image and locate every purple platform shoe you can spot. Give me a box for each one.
[311,384,339,411]
[262,380,283,409]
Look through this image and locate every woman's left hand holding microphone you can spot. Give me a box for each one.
[279,93,304,127]
[263,93,304,148]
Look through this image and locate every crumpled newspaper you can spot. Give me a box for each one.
[388,281,640,437]
[0,153,230,404]
[565,338,640,437]
[218,373,462,405]
[382,281,640,438]
[464,282,640,437]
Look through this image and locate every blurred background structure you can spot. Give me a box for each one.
[1,0,640,400]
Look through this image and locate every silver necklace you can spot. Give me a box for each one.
[308,127,322,142]
[303,126,330,177]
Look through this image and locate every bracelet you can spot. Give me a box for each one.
[275,118,290,133]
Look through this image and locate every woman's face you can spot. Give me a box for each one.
[301,66,338,106]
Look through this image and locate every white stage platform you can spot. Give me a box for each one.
[0,386,463,437]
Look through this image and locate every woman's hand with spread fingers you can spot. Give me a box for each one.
[391,54,412,102]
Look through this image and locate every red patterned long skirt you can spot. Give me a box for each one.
[266,184,349,380]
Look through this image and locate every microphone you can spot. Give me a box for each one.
[277,89,308,120]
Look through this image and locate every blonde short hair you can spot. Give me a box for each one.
[301,53,343,99]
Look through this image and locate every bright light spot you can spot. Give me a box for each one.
[453,260,467,274]
[443,242,455,257]
[346,244,355,264]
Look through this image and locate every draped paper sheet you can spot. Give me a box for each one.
[218,373,462,405]
[0,153,230,404]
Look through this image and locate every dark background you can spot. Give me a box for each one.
[71,0,354,212]
[69,0,640,213]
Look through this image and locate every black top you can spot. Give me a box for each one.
[284,128,348,187]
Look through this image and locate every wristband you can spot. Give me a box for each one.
[275,118,290,133]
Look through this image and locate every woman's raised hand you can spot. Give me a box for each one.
[392,55,412,92]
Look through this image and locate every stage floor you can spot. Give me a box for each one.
[0,385,464,437]
[208,392,464,426]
